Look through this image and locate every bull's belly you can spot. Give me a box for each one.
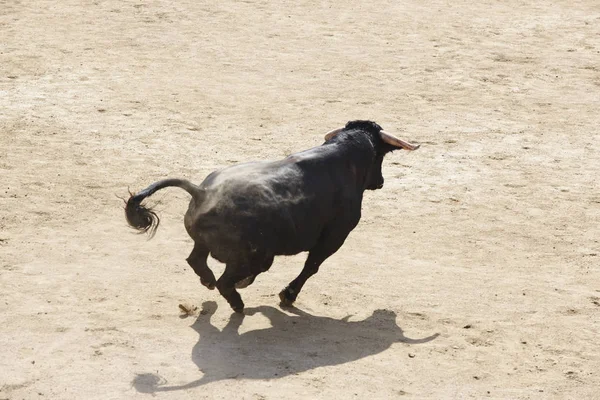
[193,214,321,264]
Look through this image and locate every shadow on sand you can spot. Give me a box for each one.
[133,301,439,392]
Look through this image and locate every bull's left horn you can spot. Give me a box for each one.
[379,130,420,151]
[324,127,345,141]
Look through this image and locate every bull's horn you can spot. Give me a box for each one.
[379,130,420,151]
[324,127,345,141]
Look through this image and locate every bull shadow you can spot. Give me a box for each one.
[132,301,439,392]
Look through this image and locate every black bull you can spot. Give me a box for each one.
[125,120,419,312]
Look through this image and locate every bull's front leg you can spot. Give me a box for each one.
[234,252,274,289]
[279,226,351,307]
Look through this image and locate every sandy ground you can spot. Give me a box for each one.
[1,0,600,399]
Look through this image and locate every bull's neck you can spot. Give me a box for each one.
[332,133,375,163]
[327,138,376,190]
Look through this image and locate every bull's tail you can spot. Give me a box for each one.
[125,178,201,238]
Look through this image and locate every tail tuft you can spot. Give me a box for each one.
[123,178,200,239]
[125,193,160,238]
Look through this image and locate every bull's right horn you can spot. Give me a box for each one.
[324,127,345,141]
[379,130,420,151]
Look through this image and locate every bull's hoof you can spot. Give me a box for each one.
[200,278,216,290]
[226,297,245,313]
[235,275,255,289]
[279,288,296,307]
[231,304,245,313]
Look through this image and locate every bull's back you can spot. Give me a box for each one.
[191,160,335,259]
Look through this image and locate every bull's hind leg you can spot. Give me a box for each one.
[216,265,248,313]
[186,243,216,290]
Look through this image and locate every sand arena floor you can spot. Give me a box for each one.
[1,1,599,398]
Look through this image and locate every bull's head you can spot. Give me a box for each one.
[324,120,420,191]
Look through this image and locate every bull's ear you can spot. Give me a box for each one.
[324,127,344,141]
[383,144,399,155]
[379,130,420,150]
